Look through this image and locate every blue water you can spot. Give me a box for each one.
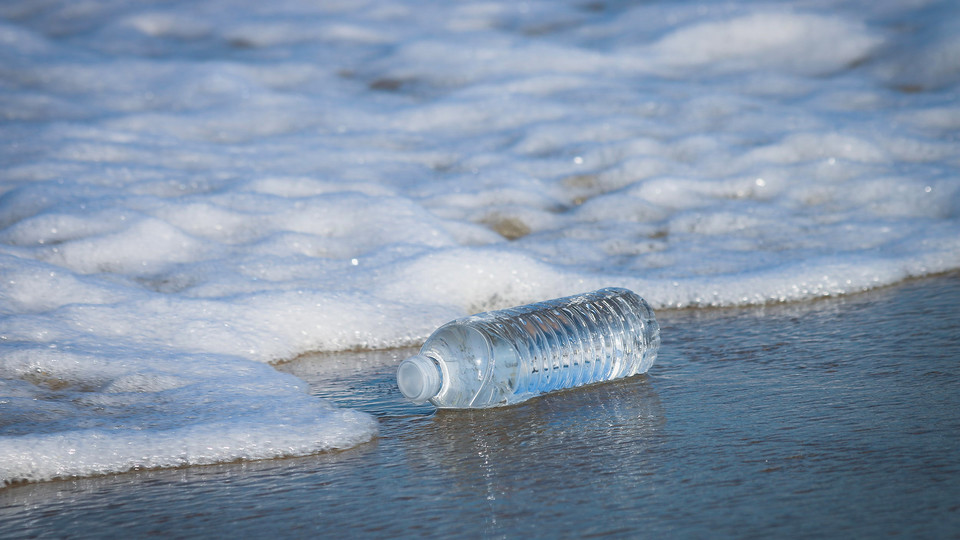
[2,274,958,538]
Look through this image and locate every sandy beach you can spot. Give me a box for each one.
[2,273,957,537]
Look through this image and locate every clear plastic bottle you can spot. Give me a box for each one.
[397,287,660,408]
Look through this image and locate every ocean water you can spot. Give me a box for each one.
[1,0,960,485]
[1,273,957,537]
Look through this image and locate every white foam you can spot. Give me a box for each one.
[648,12,880,75]
[0,345,377,485]
[2,0,959,484]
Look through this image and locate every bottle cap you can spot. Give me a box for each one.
[397,354,442,404]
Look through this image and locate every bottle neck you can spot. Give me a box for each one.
[397,354,442,404]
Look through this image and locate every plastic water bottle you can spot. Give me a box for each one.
[397,287,660,408]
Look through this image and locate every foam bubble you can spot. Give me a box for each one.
[0,345,377,485]
[649,12,881,75]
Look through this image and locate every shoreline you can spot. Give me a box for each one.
[274,269,960,367]
[3,272,957,537]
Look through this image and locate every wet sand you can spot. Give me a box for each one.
[2,274,959,538]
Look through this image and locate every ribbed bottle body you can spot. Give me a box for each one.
[415,288,660,408]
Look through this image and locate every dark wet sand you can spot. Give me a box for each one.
[2,273,959,538]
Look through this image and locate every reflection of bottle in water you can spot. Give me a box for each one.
[397,288,660,408]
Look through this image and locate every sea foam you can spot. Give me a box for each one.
[2,0,959,484]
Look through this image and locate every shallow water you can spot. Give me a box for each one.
[2,274,957,538]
